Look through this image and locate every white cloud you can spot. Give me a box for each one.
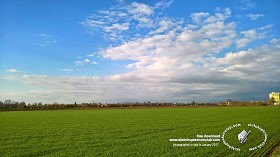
[102,9,236,67]
[75,58,91,66]
[270,38,280,48]
[212,44,280,82]
[240,0,256,10]
[155,0,174,9]
[37,33,57,46]
[17,40,280,103]
[104,23,129,32]
[259,24,272,30]
[75,61,83,66]
[17,73,233,103]
[270,38,280,43]
[60,69,73,72]
[128,2,154,16]
[149,18,183,35]
[190,8,231,25]
[191,12,209,24]
[7,69,17,73]
[3,74,16,80]
[92,61,98,65]
[236,38,251,48]
[84,59,90,63]
[241,29,257,38]
[101,9,237,80]
[87,53,95,57]
[81,2,177,40]
[247,13,264,20]
[236,25,272,48]
[117,0,124,3]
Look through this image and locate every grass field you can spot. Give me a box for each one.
[1,106,280,156]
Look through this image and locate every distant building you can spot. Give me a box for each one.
[269,92,280,105]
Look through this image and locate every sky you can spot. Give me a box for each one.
[0,0,280,104]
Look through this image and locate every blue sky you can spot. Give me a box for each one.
[0,0,280,103]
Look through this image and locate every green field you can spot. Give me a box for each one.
[1,106,280,156]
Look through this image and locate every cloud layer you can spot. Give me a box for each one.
[2,1,279,103]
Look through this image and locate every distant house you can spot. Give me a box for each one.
[269,92,280,105]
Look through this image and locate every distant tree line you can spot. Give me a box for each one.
[0,99,275,110]
[218,99,270,106]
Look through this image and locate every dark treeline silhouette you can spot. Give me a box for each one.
[0,99,272,111]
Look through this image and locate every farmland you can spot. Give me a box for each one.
[1,106,280,156]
